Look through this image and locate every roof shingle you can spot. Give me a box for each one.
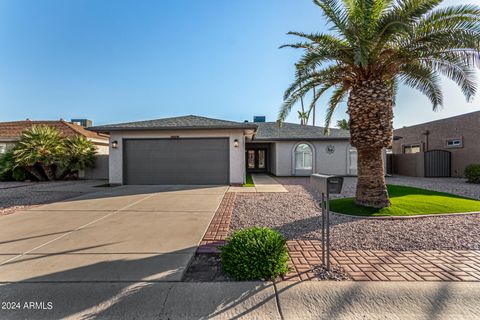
[0,120,108,142]
[89,115,258,132]
[253,122,349,140]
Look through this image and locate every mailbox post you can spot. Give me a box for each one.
[310,174,344,270]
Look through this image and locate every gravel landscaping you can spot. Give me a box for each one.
[230,176,480,250]
[0,181,87,215]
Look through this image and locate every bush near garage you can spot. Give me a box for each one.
[465,164,480,184]
[219,227,289,281]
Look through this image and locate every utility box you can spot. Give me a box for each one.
[310,174,344,195]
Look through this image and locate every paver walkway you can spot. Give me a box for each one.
[285,240,480,281]
[198,192,480,282]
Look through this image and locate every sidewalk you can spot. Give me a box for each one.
[229,174,288,193]
[1,281,479,319]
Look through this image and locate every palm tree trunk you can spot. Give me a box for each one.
[347,79,393,208]
[312,86,316,126]
[40,163,56,181]
[355,147,389,207]
[25,166,46,181]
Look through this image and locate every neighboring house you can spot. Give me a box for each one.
[392,110,480,177]
[89,115,354,185]
[0,119,109,154]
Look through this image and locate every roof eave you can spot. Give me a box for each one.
[88,124,258,133]
[253,137,350,141]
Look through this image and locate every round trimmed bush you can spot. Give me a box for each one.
[219,227,289,280]
[465,164,480,184]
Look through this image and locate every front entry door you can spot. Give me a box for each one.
[246,149,267,172]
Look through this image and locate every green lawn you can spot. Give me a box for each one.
[243,173,255,187]
[330,185,480,217]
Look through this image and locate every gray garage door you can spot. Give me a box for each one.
[124,138,229,185]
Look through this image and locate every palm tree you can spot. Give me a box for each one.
[279,0,480,208]
[337,119,349,130]
[13,125,64,180]
[297,110,309,125]
[59,136,96,179]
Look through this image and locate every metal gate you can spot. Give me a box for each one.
[424,149,451,177]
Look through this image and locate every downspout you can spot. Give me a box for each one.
[423,130,430,151]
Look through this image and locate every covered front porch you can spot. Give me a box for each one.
[245,142,273,174]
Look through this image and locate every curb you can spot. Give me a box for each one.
[332,211,480,220]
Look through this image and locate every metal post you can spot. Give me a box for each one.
[321,192,325,266]
[325,192,331,270]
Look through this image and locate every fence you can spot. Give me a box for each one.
[80,155,109,180]
[387,149,451,178]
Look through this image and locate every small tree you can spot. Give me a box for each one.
[59,136,96,179]
[13,125,64,180]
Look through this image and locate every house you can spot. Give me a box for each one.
[0,119,109,155]
[89,115,354,185]
[392,110,480,177]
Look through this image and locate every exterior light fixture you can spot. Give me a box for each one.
[233,139,239,148]
[111,140,118,149]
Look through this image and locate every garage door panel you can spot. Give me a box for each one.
[124,138,229,185]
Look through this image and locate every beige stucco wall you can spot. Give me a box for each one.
[93,144,109,155]
[393,111,480,177]
[271,140,354,176]
[108,129,246,185]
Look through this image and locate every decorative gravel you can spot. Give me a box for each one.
[230,176,480,250]
[0,181,85,215]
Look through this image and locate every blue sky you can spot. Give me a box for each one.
[0,0,479,128]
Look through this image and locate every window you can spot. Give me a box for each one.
[258,150,265,169]
[403,144,421,154]
[295,143,313,170]
[0,143,6,154]
[446,138,462,148]
[247,150,255,169]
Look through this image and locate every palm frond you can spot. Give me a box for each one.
[400,63,443,110]
[324,85,348,131]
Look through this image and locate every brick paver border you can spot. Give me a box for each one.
[197,192,480,282]
[197,192,236,254]
[285,240,480,282]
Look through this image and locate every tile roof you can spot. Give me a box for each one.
[0,120,109,142]
[253,122,350,140]
[89,115,258,132]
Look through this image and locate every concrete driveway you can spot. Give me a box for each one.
[0,185,227,282]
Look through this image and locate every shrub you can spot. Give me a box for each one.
[465,164,480,184]
[10,126,97,181]
[12,168,28,181]
[13,125,63,180]
[219,227,289,280]
[59,136,96,179]
[0,150,15,181]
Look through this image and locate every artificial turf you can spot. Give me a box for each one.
[329,184,480,217]
[243,173,255,187]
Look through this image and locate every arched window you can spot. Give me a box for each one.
[295,143,313,170]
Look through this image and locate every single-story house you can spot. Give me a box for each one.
[0,119,109,155]
[89,115,355,185]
